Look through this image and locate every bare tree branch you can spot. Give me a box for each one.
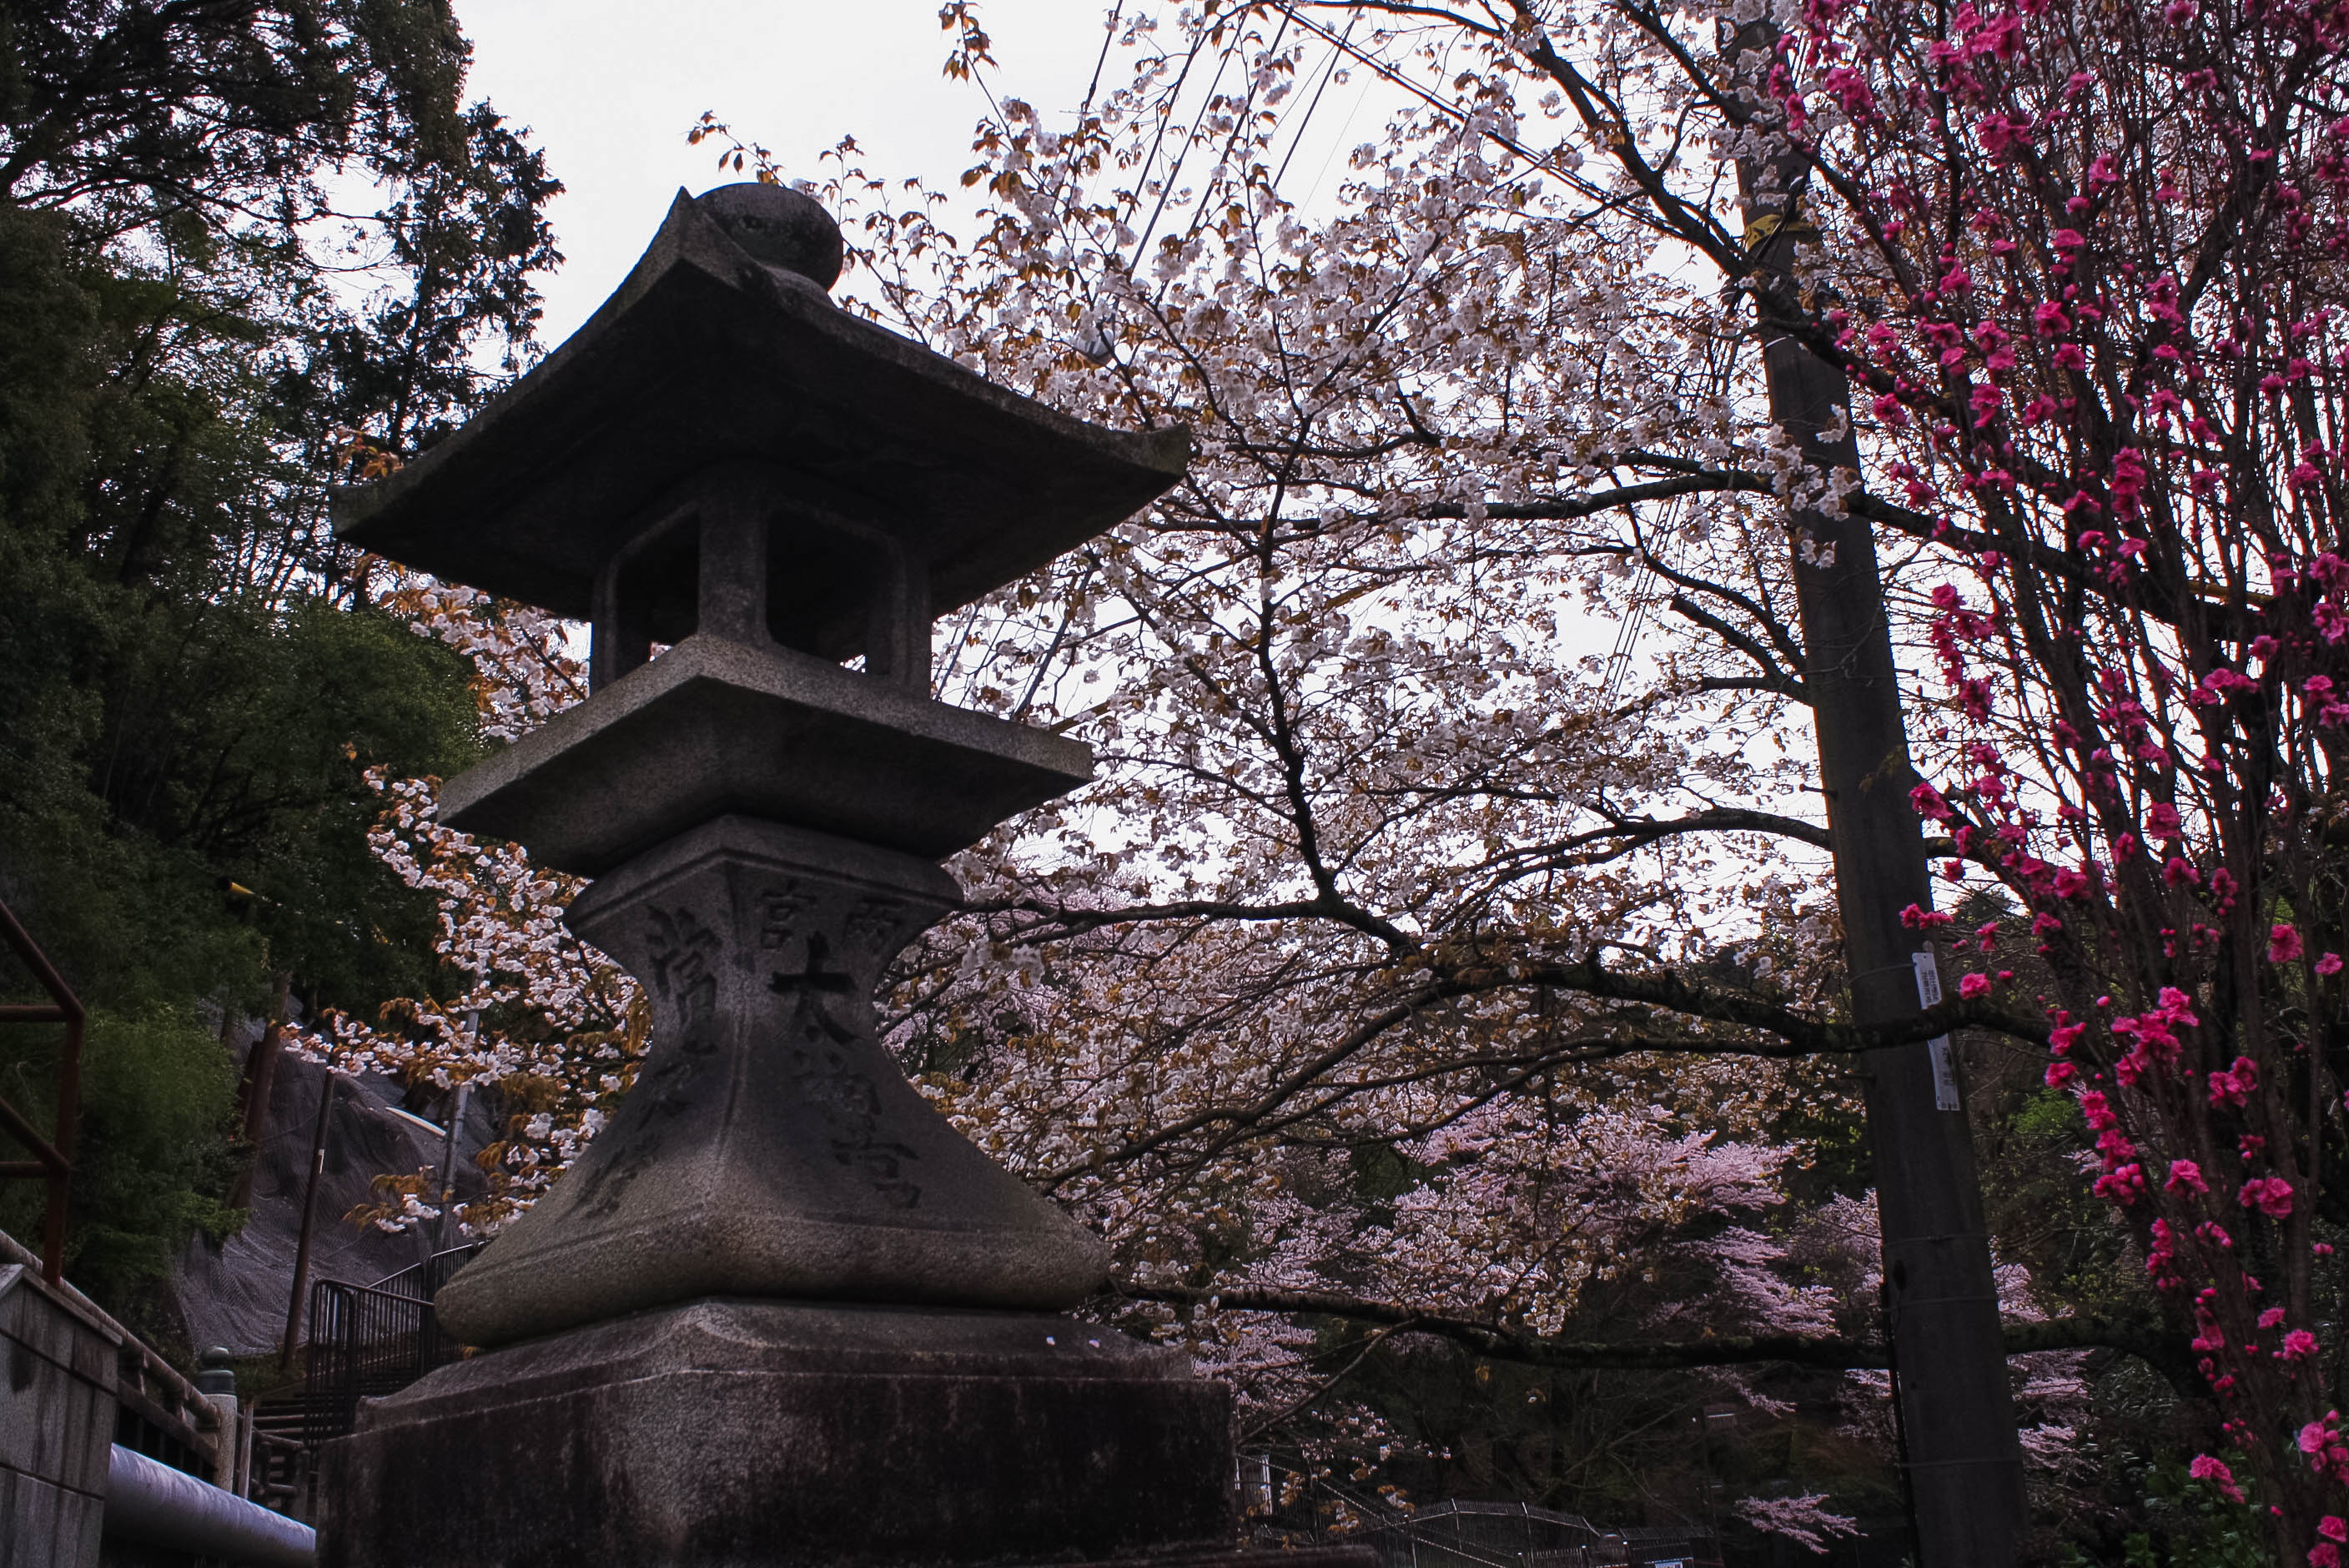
[1118,1281,2183,1379]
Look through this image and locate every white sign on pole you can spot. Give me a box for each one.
[1912,950,1962,1113]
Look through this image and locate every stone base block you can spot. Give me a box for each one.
[1043,1553,1371,1568]
[320,1298,1268,1568]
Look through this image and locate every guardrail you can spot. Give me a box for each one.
[3,1231,319,1565]
[0,1225,227,1477]
[1241,1455,1717,1568]
[239,1244,480,1519]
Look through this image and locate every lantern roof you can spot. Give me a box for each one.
[331,185,1187,623]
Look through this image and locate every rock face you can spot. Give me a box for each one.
[169,1047,492,1357]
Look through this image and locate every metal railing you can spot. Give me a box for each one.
[1349,1498,1615,1568]
[1241,1455,1717,1568]
[238,1244,483,1517]
[368,1242,481,1302]
[301,1275,466,1453]
[0,898,83,1283]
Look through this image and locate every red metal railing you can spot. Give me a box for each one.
[0,897,83,1283]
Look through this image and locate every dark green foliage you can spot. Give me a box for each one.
[0,1,468,229]
[1986,1090,2137,1317]
[0,1008,242,1328]
[0,5,557,1322]
[0,199,486,1022]
[2056,1455,2271,1568]
[302,100,561,452]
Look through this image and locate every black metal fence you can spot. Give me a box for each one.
[366,1242,480,1304]
[1346,1499,1675,1568]
[1243,1459,1719,1568]
[300,1244,479,1453]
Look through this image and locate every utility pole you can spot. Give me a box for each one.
[1730,36,2026,1564]
[279,1068,340,1370]
[433,1009,480,1256]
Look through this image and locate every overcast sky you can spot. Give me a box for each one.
[459,0,1113,344]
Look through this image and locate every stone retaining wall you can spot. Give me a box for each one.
[1,1263,118,1568]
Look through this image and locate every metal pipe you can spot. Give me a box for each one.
[433,1077,471,1253]
[0,1097,67,1168]
[104,1444,315,1567]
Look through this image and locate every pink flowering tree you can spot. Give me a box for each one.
[1728,0,2349,1553]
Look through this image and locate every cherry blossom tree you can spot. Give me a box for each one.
[319,0,2349,1545]
[812,0,2347,1547]
[375,77,1934,1538]
[290,576,644,1233]
[871,1,2349,1556]
[693,33,2069,1543]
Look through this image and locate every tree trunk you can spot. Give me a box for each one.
[225,971,291,1212]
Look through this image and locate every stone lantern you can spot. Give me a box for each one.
[317,185,1355,1568]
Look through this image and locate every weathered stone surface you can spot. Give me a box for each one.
[329,184,1187,634]
[433,816,1107,1349]
[700,182,843,289]
[321,1299,1246,1568]
[3,1472,101,1568]
[575,461,941,694]
[438,635,1092,877]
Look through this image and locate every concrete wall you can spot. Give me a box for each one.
[1,1263,118,1568]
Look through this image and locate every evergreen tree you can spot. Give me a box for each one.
[0,1,559,1324]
